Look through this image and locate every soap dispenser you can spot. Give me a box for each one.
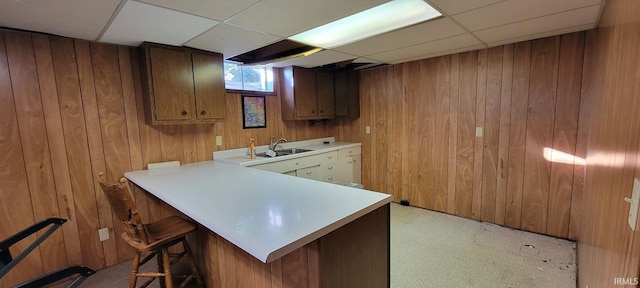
[249,138,256,159]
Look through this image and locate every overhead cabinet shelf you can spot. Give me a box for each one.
[280,66,335,120]
[280,66,360,121]
[139,43,226,125]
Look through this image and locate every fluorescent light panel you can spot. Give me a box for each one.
[289,0,441,49]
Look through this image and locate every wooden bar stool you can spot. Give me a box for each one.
[99,176,203,288]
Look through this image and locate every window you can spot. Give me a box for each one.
[224,61,274,93]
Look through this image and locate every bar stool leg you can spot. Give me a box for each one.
[157,250,166,288]
[162,248,173,288]
[130,252,140,288]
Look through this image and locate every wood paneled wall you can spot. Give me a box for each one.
[576,0,640,286]
[4,8,640,285]
[336,32,587,239]
[0,29,331,287]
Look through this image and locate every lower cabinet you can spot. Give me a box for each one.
[337,147,362,185]
[246,148,361,186]
[283,170,297,176]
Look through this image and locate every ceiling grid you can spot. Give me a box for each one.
[0,0,603,67]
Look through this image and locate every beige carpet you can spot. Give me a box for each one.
[52,203,576,288]
[390,203,576,288]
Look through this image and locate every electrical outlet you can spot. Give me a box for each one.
[475,127,483,137]
[628,178,640,231]
[98,227,110,241]
[216,136,223,146]
[365,126,371,134]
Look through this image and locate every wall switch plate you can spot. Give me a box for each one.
[365,126,371,134]
[475,127,483,137]
[98,227,110,241]
[216,135,222,146]
[629,178,640,231]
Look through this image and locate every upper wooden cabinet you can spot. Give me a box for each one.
[139,43,226,125]
[280,66,335,120]
[334,69,360,118]
[316,70,335,118]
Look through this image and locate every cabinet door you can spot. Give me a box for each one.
[335,70,360,118]
[337,157,354,185]
[337,154,362,185]
[192,53,226,120]
[334,70,348,116]
[293,67,317,117]
[352,153,362,184]
[149,47,195,121]
[316,70,334,117]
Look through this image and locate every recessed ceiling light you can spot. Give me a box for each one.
[289,0,441,49]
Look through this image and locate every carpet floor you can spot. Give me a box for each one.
[52,203,576,288]
[390,203,575,288]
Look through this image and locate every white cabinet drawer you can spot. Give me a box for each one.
[270,157,316,173]
[338,146,361,158]
[320,174,338,184]
[296,166,319,180]
[319,162,337,177]
[318,151,337,164]
[269,152,334,173]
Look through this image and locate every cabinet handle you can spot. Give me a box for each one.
[328,166,333,170]
[320,110,323,113]
[347,161,353,164]
[327,156,333,160]
[295,162,299,165]
[311,110,315,114]
[328,177,334,181]
[181,110,188,116]
[348,150,353,154]
[306,171,312,175]
[201,110,207,115]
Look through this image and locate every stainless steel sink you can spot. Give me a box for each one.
[256,148,313,157]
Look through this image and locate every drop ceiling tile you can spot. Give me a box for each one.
[0,0,121,41]
[427,0,504,15]
[268,50,358,68]
[334,18,466,56]
[454,0,601,31]
[367,34,482,63]
[474,5,599,43]
[486,24,594,47]
[185,24,282,59]
[137,0,259,21]
[226,0,388,37]
[353,57,379,63]
[390,44,486,64]
[100,1,218,47]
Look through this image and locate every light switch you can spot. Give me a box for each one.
[366,126,371,134]
[475,127,483,137]
[628,178,640,231]
[216,136,223,146]
[99,227,110,241]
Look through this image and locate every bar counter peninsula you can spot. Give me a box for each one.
[125,161,392,288]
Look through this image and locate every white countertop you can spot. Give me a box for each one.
[213,137,361,166]
[124,161,391,263]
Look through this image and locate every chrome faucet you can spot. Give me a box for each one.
[269,136,288,151]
